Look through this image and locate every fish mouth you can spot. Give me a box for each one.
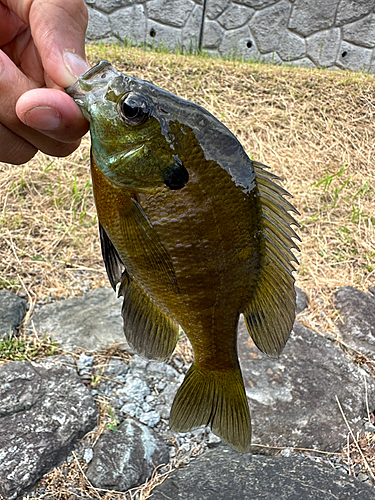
[65,80,86,105]
[65,60,118,105]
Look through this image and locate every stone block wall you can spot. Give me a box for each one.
[85,0,375,73]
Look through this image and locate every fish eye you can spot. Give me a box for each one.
[118,93,150,126]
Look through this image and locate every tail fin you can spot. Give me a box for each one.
[169,363,251,453]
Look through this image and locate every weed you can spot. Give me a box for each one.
[0,333,59,362]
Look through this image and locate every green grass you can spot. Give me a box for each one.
[0,333,59,362]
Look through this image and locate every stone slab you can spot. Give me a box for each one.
[250,1,291,54]
[0,356,98,500]
[150,446,375,499]
[238,319,375,452]
[86,417,169,491]
[334,286,375,360]
[288,0,340,37]
[0,290,27,339]
[31,288,125,352]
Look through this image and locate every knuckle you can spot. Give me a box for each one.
[1,138,37,165]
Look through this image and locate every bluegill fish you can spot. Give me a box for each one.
[66,61,299,452]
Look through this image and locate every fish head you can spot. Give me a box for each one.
[65,61,189,191]
[66,61,257,193]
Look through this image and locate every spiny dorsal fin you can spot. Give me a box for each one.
[243,161,300,357]
[118,271,179,361]
[169,363,251,453]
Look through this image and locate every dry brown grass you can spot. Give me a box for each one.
[1,45,374,329]
[1,44,375,498]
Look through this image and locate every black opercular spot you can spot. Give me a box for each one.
[247,41,253,49]
[342,51,347,58]
[163,157,189,190]
[150,28,156,38]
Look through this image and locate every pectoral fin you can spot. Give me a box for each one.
[120,197,179,293]
[243,161,300,357]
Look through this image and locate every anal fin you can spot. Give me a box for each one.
[118,271,179,361]
[169,363,251,453]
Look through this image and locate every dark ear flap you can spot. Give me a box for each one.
[163,156,189,190]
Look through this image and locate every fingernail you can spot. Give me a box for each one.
[24,106,61,131]
[63,50,90,79]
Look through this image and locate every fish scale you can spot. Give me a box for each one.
[66,61,299,453]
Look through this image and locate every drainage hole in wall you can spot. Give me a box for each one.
[341,51,347,58]
[150,28,156,38]
[247,40,253,49]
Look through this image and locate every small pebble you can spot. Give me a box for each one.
[139,410,161,427]
[83,448,94,464]
[207,432,221,447]
[357,473,369,482]
[280,448,292,458]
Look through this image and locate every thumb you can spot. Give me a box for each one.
[24,0,89,87]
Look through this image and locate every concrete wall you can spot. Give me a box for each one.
[85,0,375,73]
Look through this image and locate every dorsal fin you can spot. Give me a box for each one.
[243,161,300,357]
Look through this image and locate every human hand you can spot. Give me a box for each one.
[0,0,90,164]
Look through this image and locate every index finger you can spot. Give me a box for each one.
[5,0,89,87]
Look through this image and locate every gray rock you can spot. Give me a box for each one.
[31,288,125,352]
[202,20,224,49]
[295,286,309,314]
[235,0,278,9]
[83,448,94,463]
[150,446,375,499]
[277,30,306,62]
[259,51,283,65]
[217,4,254,30]
[147,0,195,28]
[102,358,129,377]
[342,13,375,49]
[109,4,147,43]
[0,356,98,500]
[139,410,161,427]
[86,417,169,491]
[306,28,341,67]
[287,56,321,69]
[238,318,375,451]
[118,375,150,402]
[206,0,231,20]
[181,4,202,50]
[77,353,94,375]
[146,20,183,50]
[288,0,340,37]
[337,41,373,73]
[250,1,291,54]
[371,53,375,74]
[121,402,138,417]
[86,0,132,14]
[0,290,27,338]
[219,25,259,60]
[86,6,111,40]
[336,0,375,26]
[334,286,375,359]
